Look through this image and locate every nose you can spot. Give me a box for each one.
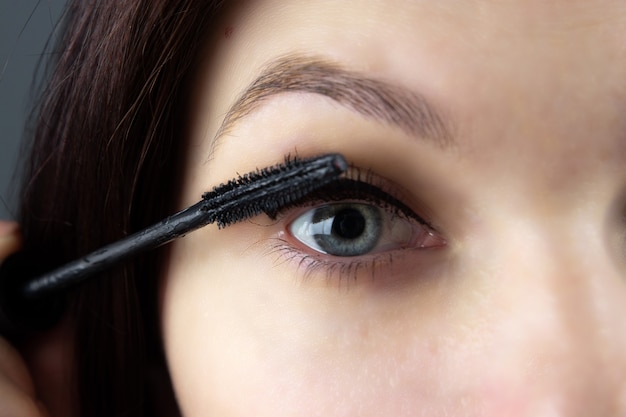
[474,213,626,416]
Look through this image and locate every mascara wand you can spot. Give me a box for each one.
[0,153,347,336]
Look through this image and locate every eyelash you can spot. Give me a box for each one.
[265,166,443,285]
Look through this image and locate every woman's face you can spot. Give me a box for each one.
[162,1,626,415]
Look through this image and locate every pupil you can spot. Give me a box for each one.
[332,208,366,239]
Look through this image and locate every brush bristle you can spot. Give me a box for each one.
[201,154,347,228]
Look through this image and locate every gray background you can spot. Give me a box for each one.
[0,0,67,220]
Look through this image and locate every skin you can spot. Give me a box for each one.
[161,0,626,416]
[3,1,626,416]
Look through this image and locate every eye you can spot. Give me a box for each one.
[289,201,442,257]
[268,168,447,281]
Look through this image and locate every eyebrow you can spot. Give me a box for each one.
[213,54,454,147]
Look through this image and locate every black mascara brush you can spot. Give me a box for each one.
[0,153,347,336]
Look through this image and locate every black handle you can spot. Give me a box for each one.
[0,252,66,341]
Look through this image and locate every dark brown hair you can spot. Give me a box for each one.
[17,1,226,415]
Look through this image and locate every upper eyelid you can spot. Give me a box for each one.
[270,166,432,228]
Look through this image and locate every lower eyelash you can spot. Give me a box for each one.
[265,236,397,287]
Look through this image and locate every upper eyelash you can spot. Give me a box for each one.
[268,165,431,228]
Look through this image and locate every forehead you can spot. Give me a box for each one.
[226,0,626,64]
[200,0,626,176]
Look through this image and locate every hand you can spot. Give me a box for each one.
[0,221,49,417]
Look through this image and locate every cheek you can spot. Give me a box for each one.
[159,230,526,417]
[159,218,626,417]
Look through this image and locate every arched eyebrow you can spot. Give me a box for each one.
[213,54,454,147]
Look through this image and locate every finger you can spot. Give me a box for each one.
[0,375,48,417]
[0,337,35,397]
[0,222,21,261]
[20,319,74,417]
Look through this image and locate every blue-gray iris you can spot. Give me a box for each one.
[310,203,382,256]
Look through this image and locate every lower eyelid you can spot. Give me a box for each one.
[269,230,445,285]
[267,234,398,284]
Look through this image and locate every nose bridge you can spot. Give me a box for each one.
[484,210,626,414]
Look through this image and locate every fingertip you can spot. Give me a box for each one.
[0,221,22,260]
